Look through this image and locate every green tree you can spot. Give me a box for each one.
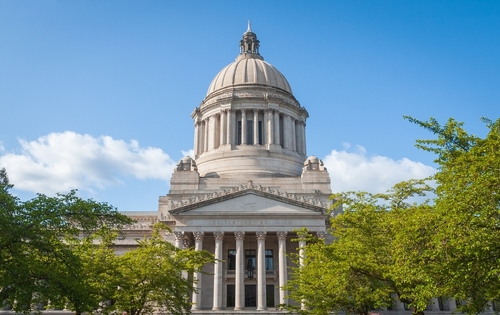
[110,223,215,315]
[284,230,392,315]
[285,179,436,315]
[0,168,132,314]
[405,116,500,314]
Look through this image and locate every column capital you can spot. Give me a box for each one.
[256,231,267,241]
[174,231,184,241]
[234,231,245,241]
[214,231,224,241]
[193,231,204,241]
[316,231,327,240]
[277,231,288,241]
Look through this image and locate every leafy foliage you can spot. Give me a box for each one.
[0,168,132,314]
[405,116,500,314]
[286,117,500,315]
[110,223,215,315]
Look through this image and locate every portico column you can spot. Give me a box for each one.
[212,232,224,310]
[298,235,306,311]
[277,231,288,305]
[430,297,440,311]
[448,298,457,311]
[173,231,184,249]
[234,231,245,310]
[253,110,259,145]
[241,109,247,145]
[256,231,267,310]
[220,110,227,146]
[273,110,280,146]
[191,232,204,310]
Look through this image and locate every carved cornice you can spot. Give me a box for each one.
[168,180,329,214]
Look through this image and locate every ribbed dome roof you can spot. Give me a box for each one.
[206,57,293,96]
[206,22,293,97]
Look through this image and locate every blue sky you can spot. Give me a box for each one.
[1,1,499,211]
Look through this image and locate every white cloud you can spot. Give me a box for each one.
[0,132,177,195]
[323,144,435,194]
[181,149,194,158]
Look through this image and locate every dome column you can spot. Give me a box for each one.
[220,110,227,146]
[228,109,235,147]
[193,120,200,157]
[208,116,215,151]
[273,110,280,147]
[283,114,292,150]
[203,118,209,153]
[253,110,259,145]
[265,109,274,146]
[241,109,247,145]
[291,117,296,152]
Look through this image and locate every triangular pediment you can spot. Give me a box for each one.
[168,181,328,215]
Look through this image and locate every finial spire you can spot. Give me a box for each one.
[239,21,262,59]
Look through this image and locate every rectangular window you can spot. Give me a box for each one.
[237,121,242,145]
[228,250,236,270]
[265,249,273,270]
[247,120,253,144]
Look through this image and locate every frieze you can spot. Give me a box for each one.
[207,219,294,226]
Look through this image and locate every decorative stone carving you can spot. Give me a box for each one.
[316,231,327,240]
[214,231,224,241]
[193,231,205,241]
[234,231,245,241]
[174,231,184,241]
[183,238,191,249]
[302,155,327,172]
[256,231,266,241]
[175,156,198,172]
[277,231,288,241]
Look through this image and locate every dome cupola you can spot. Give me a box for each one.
[191,23,309,178]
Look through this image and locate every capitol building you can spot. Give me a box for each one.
[118,23,332,313]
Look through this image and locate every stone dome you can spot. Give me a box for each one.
[206,57,293,96]
[206,21,293,97]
